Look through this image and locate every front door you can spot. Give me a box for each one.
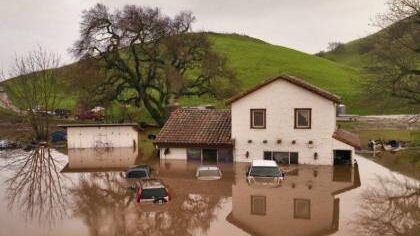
[202,149,218,163]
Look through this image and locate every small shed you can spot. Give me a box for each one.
[57,123,142,149]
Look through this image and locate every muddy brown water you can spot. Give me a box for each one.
[0,148,418,236]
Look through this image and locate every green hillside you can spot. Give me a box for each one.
[319,30,384,69]
[193,33,365,113]
[3,33,415,119]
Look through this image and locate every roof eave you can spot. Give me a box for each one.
[225,74,341,105]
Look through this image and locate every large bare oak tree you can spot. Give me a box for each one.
[73,4,238,126]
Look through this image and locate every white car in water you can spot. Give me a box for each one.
[246,160,284,185]
[196,166,222,180]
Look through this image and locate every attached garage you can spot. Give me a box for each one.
[333,150,352,165]
[155,108,233,163]
[332,129,362,166]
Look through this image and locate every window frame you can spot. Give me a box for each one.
[250,109,266,129]
[250,195,267,216]
[293,198,311,219]
[294,108,312,129]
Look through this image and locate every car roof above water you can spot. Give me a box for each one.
[139,179,165,189]
[251,160,278,167]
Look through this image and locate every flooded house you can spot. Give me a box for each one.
[58,123,141,149]
[155,75,361,165]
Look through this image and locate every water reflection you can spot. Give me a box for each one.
[2,148,419,236]
[227,165,361,236]
[355,176,420,236]
[0,145,67,225]
[63,147,139,172]
[68,160,232,236]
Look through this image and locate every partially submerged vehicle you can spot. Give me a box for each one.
[368,139,405,153]
[136,179,171,204]
[246,160,284,186]
[196,166,222,180]
[126,165,151,179]
[383,140,404,152]
[125,165,152,189]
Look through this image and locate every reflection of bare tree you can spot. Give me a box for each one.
[70,173,223,236]
[356,176,420,236]
[0,144,67,224]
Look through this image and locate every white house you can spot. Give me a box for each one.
[58,123,141,149]
[155,75,360,165]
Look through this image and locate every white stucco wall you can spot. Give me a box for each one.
[159,147,187,160]
[231,79,352,165]
[67,126,139,149]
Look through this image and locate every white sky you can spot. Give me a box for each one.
[0,0,388,74]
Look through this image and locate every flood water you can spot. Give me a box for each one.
[0,147,418,236]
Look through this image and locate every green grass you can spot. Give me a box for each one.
[206,33,366,112]
[2,32,417,119]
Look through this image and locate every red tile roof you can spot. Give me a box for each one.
[154,108,232,147]
[333,129,362,150]
[226,74,341,104]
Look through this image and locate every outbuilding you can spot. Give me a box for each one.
[58,123,142,149]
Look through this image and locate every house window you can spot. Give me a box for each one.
[187,148,201,161]
[294,108,311,129]
[251,195,266,215]
[294,199,311,219]
[264,151,299,164]
[250,109,266,129]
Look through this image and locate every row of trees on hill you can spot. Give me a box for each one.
[370,0,420,104]
[318,0,419,105]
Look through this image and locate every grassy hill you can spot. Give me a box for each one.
[2,32,415,121]
[318,30,385,69]
[181,33,366,114]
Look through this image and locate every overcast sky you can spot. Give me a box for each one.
[0,0,388,75]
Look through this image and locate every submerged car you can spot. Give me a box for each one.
[196,166,222,180]
[246,160,284,185]
[136,179,171,204]
[126,165,151,179]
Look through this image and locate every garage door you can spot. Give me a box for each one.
[333,150,352,165]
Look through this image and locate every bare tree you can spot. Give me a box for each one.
[369,0,420,104]
[69,172,223,236]
[355,176,420,236]
[0,144,68,225]
[4,46,61,141]
[72,4,238,126]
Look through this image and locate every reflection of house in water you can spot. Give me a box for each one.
[227,165,361,236]
[62,147,139,172]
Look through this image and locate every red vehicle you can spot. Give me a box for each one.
[136,179,171,204]
[75,110,103,121]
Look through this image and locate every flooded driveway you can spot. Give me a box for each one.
[0,148,418,236]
